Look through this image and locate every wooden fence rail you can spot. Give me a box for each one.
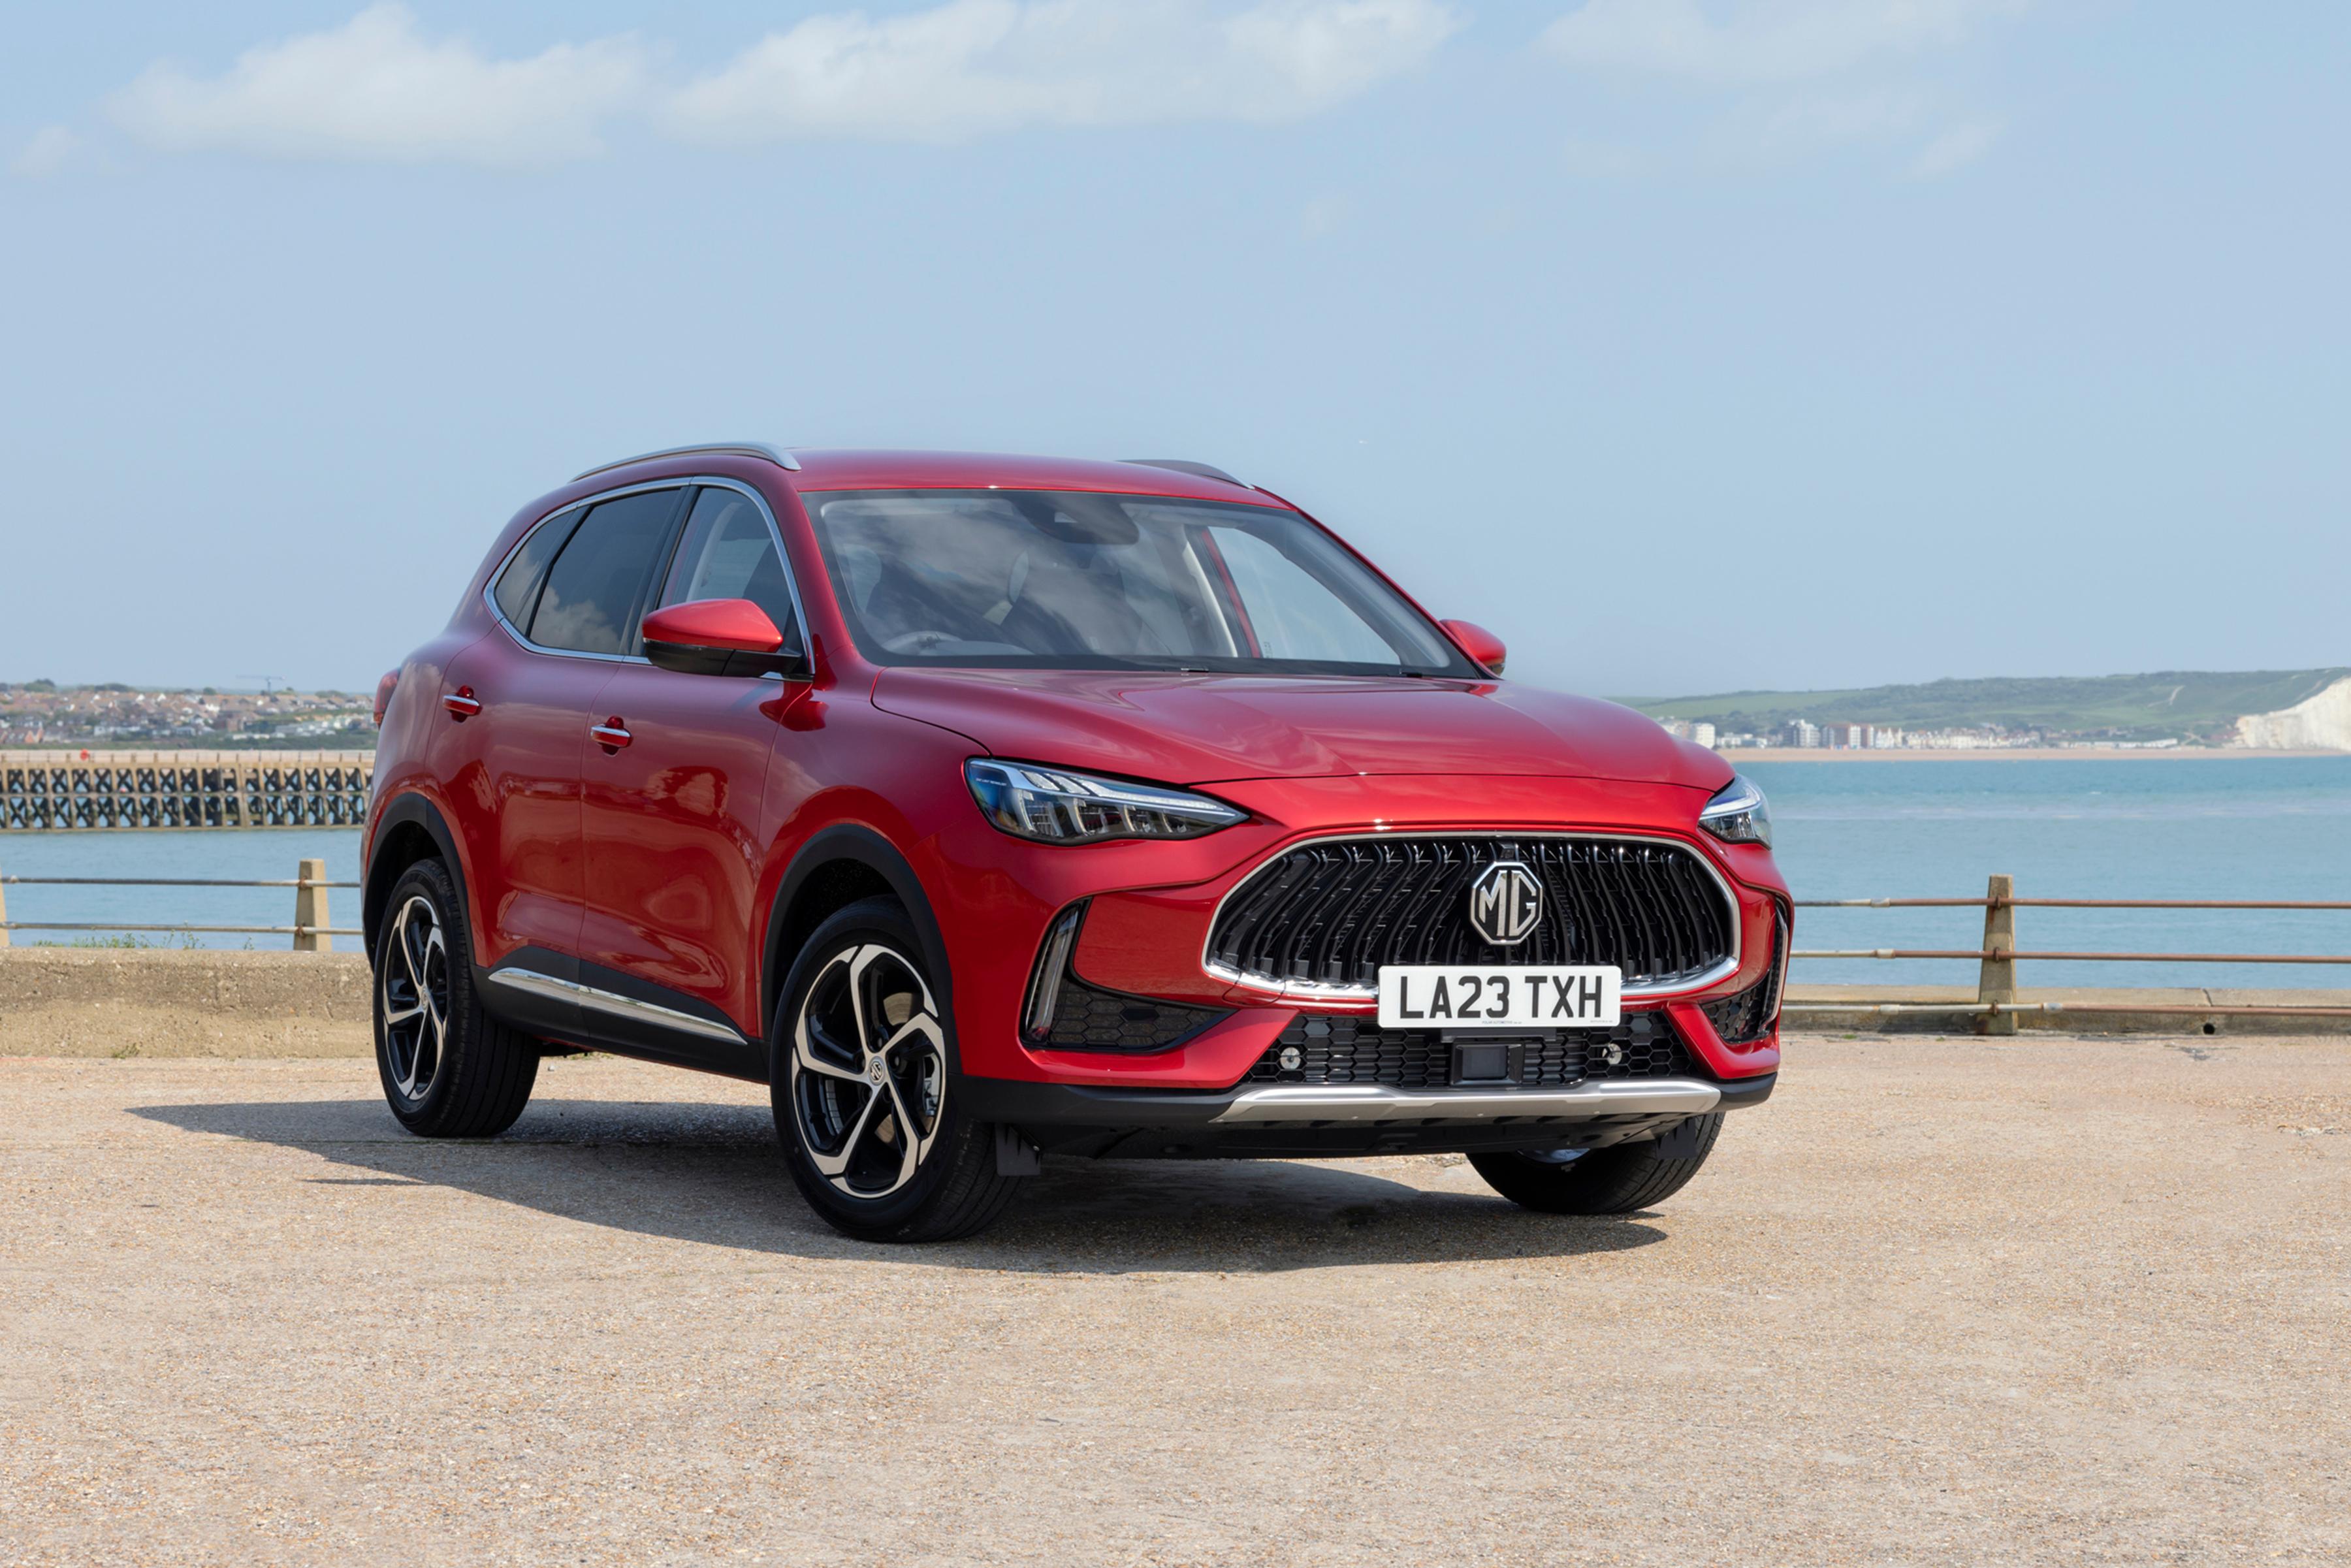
[0,859,361,951]
[1791,874,2351,1032]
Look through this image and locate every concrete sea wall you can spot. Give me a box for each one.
[3,951,2340,1057]
[0,949,372,1057]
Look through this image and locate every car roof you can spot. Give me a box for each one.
[780,449,1282,506]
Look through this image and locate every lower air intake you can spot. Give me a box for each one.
[1245,1012,1691,1089]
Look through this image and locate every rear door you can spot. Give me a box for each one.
[575,482,807,1071]
[440,484,689,1028]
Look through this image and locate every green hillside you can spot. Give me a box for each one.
[1625,669,2350,744]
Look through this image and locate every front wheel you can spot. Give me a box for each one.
[372,859,540,1138]
[1469,1113,1725,1215]
[771,899,1023,1242]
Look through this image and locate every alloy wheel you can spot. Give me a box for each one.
[790,943,948,1200]
[380,893,450,1100]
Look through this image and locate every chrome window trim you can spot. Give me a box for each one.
[486,966,750,1047]
[481,475,814,675]
[1198,829,1745,1004]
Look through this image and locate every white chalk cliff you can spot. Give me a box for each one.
[2233,676,2351,750]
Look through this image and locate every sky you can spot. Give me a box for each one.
[1,1,2345,699]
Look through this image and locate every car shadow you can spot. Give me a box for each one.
[127,1096,1669,1273]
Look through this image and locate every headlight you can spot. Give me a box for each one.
[1699,774,1771,846]
[965,760,1246,844]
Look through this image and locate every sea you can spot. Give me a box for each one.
[4,757,2348,990]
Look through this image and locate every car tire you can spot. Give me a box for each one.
[372,859,541,1138]
[771,897,1023,1243]
[1469,1113,1725,1215]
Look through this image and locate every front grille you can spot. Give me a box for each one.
[1245,1012,1691,1089]
[1701,906,1787,1046]
[1039,974,1228,1051]
[1207,836,1735,995]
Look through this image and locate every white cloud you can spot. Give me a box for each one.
[1541,0,2022,86]
[1755,84,1924,149]
[106,4,648,167]
[1557,135,1646,178]
[663,0,1463,144]
[1537,2,2023,178]
[1299,191,1351,236]
[1909,116,2000,176]
[11,125,81,178]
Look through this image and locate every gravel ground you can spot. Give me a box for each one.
[3,1036,2347,1567]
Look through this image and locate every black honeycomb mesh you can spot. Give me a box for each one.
[1245,1011,1691,1089]
[1700,906,1787,1046]
[1040,974,1228,1051]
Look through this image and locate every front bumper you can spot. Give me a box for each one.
[925,773,1789,1087]
[960,1069,1775,1160]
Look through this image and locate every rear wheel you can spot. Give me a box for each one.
[1469,1113,1724,1215]
[372,859,540,1138]
[772,898,1023,1242]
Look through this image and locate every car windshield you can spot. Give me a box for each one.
[803,489,1473,677]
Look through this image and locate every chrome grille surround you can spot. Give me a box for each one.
[1202,831,1742,1002]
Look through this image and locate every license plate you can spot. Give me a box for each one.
[1376,966,1623,1030]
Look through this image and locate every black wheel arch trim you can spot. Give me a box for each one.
[363,793,470,967]
[764,824,957,1049]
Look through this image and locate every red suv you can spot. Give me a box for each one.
[364,445,1785,1240]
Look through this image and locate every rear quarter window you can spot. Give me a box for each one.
[491,513,579,629]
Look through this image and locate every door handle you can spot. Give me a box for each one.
[443,687,482,720]
[590,717,632,753]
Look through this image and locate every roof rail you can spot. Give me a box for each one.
[1121,458,1249,488]
[573,441,801,482]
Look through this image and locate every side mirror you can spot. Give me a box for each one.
[642,599,810,680]
[1438,618,1506,676]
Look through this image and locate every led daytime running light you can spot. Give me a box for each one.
[1699,774,1772,847]
[966,760,1245,844]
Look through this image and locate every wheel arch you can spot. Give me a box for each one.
[764,825,955,1046]
[363,793,470,966]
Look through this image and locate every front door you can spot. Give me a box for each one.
[447,483,692,1034]
[575,483,807,1072]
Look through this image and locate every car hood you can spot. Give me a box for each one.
[869,669,1732,792]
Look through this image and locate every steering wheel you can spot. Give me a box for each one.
[881,630,960,654]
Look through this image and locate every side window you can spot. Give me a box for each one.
[1206,528,1399,665]
[529,489,683,656]
[655,487,799,643]
[491,513,578,628]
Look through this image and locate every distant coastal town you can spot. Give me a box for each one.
[1652,718,2154,752]
[5,665,2348,755]
[1637,668,2351,754]
[0,681,374,749]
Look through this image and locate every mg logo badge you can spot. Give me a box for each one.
[1468,861,1543,947]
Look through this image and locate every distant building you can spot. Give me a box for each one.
[1786,720,1821,748]
[1691,722,1717,748]
[1822,722,1871,750]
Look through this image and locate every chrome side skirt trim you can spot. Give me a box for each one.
[1209,1077,1721,1125]
[486,967,748,1047]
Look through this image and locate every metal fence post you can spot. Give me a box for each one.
[294,857,329,953]
[1977,872,2016,1035]
[0,854,10,948]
